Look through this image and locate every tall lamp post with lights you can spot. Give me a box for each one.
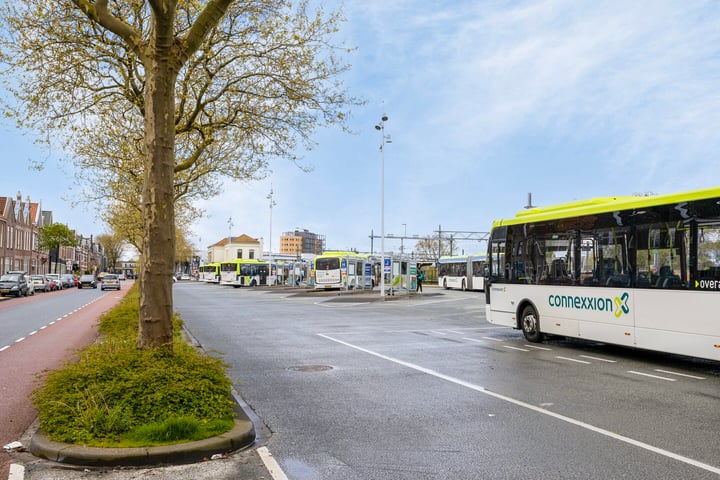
[267,185,276,260]
[375,114,391,296]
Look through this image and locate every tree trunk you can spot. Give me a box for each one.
[137,10,178,351]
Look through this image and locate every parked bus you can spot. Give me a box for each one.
[485,186,720,361]
[199,263,220,283]
[437,254,487,291]
[219,259,278,287]
[313,251,373,290]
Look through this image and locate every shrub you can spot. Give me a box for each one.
[32,284,235,446]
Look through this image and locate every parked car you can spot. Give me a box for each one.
[45,273,62,290]
[78,275,97,289]
[30,275,50,292]
[60,274,75,289]
[0,272,29,297]
[101,273,121,291]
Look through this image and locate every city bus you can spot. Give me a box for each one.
[313,251,373,290]
[437,254,487,291]
[219,259,278,287]
[198,263,220,283]
[485,186,720,361]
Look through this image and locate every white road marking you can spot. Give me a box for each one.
[317,333,720,476]
[8,463,24,480]
[482,336,504,342]
[654,369,705,380]
[503,345,530,352]
[463,337,485,344]
[524,344,552,351]
[580,355,617,363]
[407,297,466,306]
[628,370,676,381]
[556,356,591,364]
[257,446,290,480]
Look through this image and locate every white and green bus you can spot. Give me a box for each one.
[219,259,278,287]
[313,251,373,290]
[437,254,486,291]
[485,186,720,361]
[198,263,220,283]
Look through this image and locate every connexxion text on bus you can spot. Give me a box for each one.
[485,186,720,361]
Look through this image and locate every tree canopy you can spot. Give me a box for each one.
[0,1,359,350]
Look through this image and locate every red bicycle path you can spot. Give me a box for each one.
[0,285,132,479]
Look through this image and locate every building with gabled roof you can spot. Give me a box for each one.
[0,192,48,274]
[207,234,263,263]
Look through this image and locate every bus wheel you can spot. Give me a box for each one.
[521,305,542,342]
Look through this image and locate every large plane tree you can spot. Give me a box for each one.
[0,1,357,350]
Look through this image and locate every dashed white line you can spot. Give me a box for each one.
[504,345,530,352]
[257,446,289,480]
[482,336,504,342]
[0,346,9,352]
[524,344,552,351]
[8,463,24,480]
[318,333,720,476]
[29,330,38,336]
[654,369,705,380]
[14,337,25,343]
[463,337,485,344]
[580,355,617,363]
[628,370,676,381]
[556,356,591,364]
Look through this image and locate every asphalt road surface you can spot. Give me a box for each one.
[6,282,720,479]
[171,283,720,480]
[0,284,131,479]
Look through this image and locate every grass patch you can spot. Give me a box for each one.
[32,284,236,447]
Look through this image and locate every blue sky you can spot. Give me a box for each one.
[3,0,720,259]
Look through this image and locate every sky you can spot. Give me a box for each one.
[2,0,720,260]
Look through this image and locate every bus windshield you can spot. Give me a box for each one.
[316,258,340,270]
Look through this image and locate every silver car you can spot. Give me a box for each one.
[101,273,121,291]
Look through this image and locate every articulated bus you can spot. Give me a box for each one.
[220,259,278,287]
[199,263,220,283]
[313,251,373,290]
[437,254,487,291]
[485,186,720,361]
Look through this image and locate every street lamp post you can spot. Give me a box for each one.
[375,114,390,296]
[267,185,276,260]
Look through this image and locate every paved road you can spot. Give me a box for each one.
[6,282,720,479]
[0,285,131,479]
[172,283,720,479]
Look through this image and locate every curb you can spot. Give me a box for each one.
[28,416,255,467]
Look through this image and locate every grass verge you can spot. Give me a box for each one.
[32,283,236,447]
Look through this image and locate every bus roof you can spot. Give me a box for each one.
[317,251,365,258]
[492,186,720,227]
[438,254,486,263]
[220,259,266,264]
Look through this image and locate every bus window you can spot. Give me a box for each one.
[316,258,340,271]
[697,223,720,282]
